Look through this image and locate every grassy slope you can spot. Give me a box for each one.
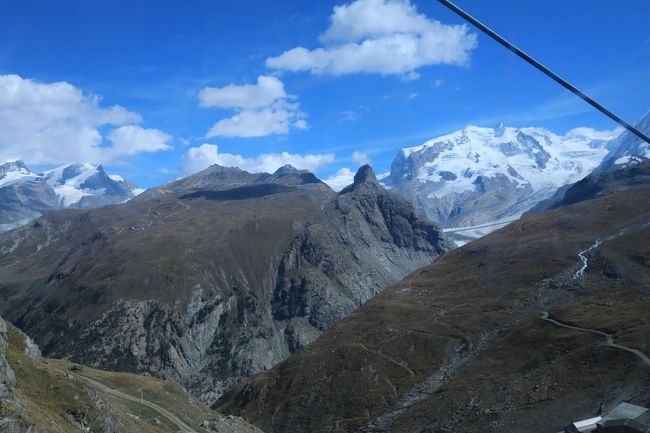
[1,321,250,433]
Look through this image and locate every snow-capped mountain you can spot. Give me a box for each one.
[0,161,58,232]
[382,123,621,231]
[0,160,41,188]
[43,163,142,208]
[0,161,142,232]
[598,109,650,171]
[527,109,650,216]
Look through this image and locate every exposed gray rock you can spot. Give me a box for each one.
[201,415,265,433]
[23,334,41,361]
[0,317,16,398]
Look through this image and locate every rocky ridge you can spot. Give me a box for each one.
[0,164,452,403]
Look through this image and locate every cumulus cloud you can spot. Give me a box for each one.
[181,143,335,176]
[199,75,307,138]
[107,125,173,156]
[207,100,308,138]
[266,0,477,77]
[0,74,172,164]
[199,75,287,110]
[323,167,356,191]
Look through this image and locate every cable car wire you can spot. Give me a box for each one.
[438,0,650,146]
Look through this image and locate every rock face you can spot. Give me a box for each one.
[382,124,618,228]
[0,164,452,402]
[0,316,16,398]
[0,161,142,233]
[215,160,650,433]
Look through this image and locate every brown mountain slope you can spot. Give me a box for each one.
[214,162,650,433]
[0,164,451,403]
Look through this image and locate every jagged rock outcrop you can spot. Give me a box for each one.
[0,164,452,402]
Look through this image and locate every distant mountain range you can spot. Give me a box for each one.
[382,123,620,233]
[0,160,142,232]
[2,109,649,430]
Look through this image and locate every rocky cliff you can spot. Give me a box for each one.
[0,164,452,403]
[0,316,15,399]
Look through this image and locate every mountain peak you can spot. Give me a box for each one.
[353,164,377,185]
[0,160,29,173]
[273,165,298,175]
[0,160,38,187]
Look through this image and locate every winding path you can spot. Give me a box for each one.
[79,375,199,433]
[540,312,650,367]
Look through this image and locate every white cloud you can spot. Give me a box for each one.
[564,126,623,141]
[207,100,307,138]
[323,167,356,191]
[181,143,335,176]
[108,125,173,156]
[266,0,477,77]
[199,75,286,110]
[200,75,308,138]
[0,74,172,164]
[351,151,370,165]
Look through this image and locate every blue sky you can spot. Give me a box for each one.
[1,0,649,188]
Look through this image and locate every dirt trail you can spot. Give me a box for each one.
[540,312,650,367]
[79,375,199,433]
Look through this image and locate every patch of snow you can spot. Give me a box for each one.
[108,174,124,182]
[614,155,633,165]
[44,163,101,206]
